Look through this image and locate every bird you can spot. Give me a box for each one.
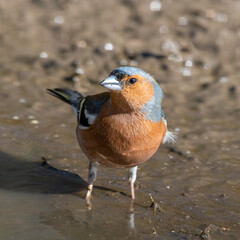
[47,66,175,201]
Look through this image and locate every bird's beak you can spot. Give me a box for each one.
[100,75,122,91]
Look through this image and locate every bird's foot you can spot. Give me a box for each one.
[85,184,93,210]
[85,184,93,199]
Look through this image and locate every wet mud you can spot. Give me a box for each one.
[0,0,240,239]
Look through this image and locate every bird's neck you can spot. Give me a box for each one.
[109,92,137,114]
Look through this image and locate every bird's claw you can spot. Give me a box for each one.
[85,184,93,210]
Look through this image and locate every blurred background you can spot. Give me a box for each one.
[0,0,239,239]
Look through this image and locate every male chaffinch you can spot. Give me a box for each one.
[47,66,175,201]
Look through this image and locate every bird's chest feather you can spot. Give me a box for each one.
[77,110,166,167]
[98,114,158,150]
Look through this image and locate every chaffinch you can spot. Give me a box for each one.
[47,66,175,201]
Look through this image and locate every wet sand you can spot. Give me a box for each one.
[0,0,240,239]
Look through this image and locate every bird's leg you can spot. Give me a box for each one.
[128,166,138,200]
[85,162,98,201]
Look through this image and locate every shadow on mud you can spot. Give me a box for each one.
[0,151,115,195]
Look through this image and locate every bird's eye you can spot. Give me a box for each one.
[128,78,138,84]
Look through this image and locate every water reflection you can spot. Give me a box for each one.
[128,199,135,230]
[39,198,140,240]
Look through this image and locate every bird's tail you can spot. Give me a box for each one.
[46,88,83,108]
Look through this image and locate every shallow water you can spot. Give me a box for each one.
[0,0,240,239]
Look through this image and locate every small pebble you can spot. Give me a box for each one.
[149,194,163,212]
[216,13,228,22]
[19,98,26,103]
[181,68,191,76]
[31,119,39,124]
[178,16,188,26]
[120,59,128,65]
[206,9,216,19]
[104,43,114,51]
[159,25,169,33]
[204,63,209,69]
[129,60,138,66]
[40,52,48,59]
[75,68,84,75]
[28,115,35,119]
[77,40,87,48]
[73,76,80,82]
[219,76,228,83]
[152,227,157,235]
[150,0,162,11]
[162,40,178,53]
[168,54,183,62]
[12,115,19,120]
[175,128,180,132]
[54,16,64,24]
[185,59,193,67]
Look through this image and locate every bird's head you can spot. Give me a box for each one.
[100,67,163,118]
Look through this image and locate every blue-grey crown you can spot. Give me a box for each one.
[110,66,154,82]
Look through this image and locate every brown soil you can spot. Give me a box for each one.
[0,0,239,239]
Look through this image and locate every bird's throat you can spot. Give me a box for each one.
[109,91,136,114]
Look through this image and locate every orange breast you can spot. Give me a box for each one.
[76,111,167,168]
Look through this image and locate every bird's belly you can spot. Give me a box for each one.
[77,120,166,168]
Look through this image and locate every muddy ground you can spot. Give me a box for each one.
[0,0,240,239]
